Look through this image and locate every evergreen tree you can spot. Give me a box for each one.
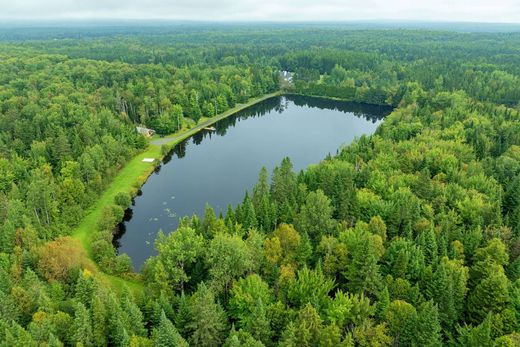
[241,192,258,231]
[91,295,108,347]
[467,268,510,323]
[428,257,468,330]
[152,311,188,347]
[72,303,93,347]
[74,269,95,308]
[413,301,442,347]
[385,300,416,346]
[187,283,227,347]
[174,293,192,339]
[341,225,383,297]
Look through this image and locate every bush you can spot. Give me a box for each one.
[97,204,125,231]
[114,254,134,274]
[161,144,170,155]
[91,239,116,264]
[114,192,132,208]
[37,237,89,282]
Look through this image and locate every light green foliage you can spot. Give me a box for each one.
[456,314,494,347]
[326,290,374,328]
[223,327,265,347]
[286,266,335,312]
[341,223,384,296]
[151,227,204,292]
[413,301,443,347]
[280,304,322,347]
[229,274,273,327]
[152,311,188,347]
[384,300,417,346]
[295,189,336,244]
[428,257,468,330]
[205,233,254,294]
[114,192,132,208]
[73,303,93,347]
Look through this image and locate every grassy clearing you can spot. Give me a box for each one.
[70,91,280,291]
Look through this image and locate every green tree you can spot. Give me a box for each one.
[206,233,254,294]
[384,300,416,346]
[229,274,273,327]
[152,227,204,292]
[73,303,93,347]
[187,283,227,347]
[152,311,188,347]
[341,224,384,297]
[413,301,442,347]
[427,257,468,330]
[295,189,336,244]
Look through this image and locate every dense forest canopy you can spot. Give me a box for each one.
[0,23,519,346]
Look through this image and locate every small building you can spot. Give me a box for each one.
[280,70,294,83]
[136,126,155,137]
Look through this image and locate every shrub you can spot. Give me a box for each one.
[114,192,132,208]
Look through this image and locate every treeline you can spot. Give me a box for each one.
[280,49,520,107]
[0,49,277,274]
[138,88,520,346]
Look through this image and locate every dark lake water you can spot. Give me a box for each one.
[114,95,391,269]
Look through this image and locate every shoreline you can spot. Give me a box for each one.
[70,90,392,290]
[70,91,281,289]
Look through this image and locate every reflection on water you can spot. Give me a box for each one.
[114,95,391,269]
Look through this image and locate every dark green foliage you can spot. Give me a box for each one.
[187,283,228,347]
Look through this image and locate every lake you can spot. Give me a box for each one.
[114,95,392,269]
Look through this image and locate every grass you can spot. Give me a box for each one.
[70,91,280,291]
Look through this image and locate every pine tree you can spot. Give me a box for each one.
[385,300,417,346]
[91,295,107,347]
[253,166,270,210]
[375,286,390,321]
[413,301,442,347]
[281,304,322,347]
[427,257,468,330]
[223,327,265,347]
[467,267,510,323]
[152,311,188,347]
[456,314,493,347]
[120,289,146,337]
[75,269,95,308]
[106,294,130,347]
[187,283,227,347]
[342,226,383,297]
[241,192,258,231]
[416,227,438,266]
[242,298,272,344]
[175,292,192,339]
[72,303,93,347]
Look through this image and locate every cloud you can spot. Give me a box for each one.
[0,0,519,23]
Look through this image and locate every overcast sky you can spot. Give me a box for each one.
[1,0,520,23]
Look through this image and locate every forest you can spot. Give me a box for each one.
[0,24,519,346]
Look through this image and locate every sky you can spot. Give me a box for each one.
[1,0,520,23]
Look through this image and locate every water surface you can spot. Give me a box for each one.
[114,95,391,269]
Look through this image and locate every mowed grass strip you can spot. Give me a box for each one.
[70,92,280,291]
